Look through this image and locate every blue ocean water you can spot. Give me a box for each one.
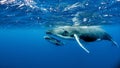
[0,0,120,68]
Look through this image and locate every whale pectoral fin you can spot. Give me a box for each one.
[74,34,90,53]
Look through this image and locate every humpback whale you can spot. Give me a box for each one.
[44,35,64,46]
[45,26,118,53]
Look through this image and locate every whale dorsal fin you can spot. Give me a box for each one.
[74,34,90,53]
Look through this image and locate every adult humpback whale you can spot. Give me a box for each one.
[45,26,118,53]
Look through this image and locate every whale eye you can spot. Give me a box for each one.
[61,31,69,36]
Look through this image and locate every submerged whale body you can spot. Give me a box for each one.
[45,26,118,53]
[44,36,64,46]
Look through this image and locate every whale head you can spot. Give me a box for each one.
[46,26,75,39]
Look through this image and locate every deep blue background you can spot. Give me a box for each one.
[0,0,120,68]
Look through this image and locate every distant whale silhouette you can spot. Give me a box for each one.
[45,26,119,53]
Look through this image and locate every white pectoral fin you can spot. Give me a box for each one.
[74,34,90,53]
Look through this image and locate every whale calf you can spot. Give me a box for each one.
[45,26,118,53]
[44,35,64,46]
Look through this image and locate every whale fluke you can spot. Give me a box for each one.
[74,34,90,53]
[110,39,119,47]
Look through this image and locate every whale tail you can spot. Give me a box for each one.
[104,33,119,47]
[110,38,119,47]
